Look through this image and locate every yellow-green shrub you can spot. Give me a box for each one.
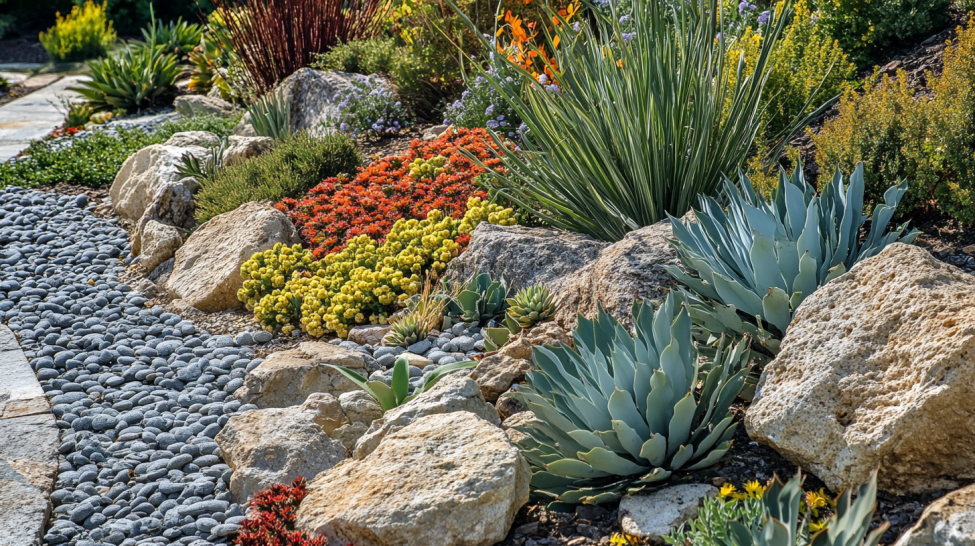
[39,1,116,62]
[812,19,975,223]
[241,198,517,338]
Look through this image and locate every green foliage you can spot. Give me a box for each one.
[176,139,227,187]
[0,115,237,189]
[188,11,240,101]
[194,131,361,224]
[463,0,806,242]
[444,273,509,326]
[511,292,751,507]
[328,356,477,412]
[812,19,975,225]
[666,471,887,546]
[665,163,918,357]
[246,93,292,141]
[61,100,96,129]
[812,0,952,67]
[39,0,117,62]
[384,314,427,347]
[129,9,203,60]
[0,76,8,93]
[506,285,557,329]
[70,44,180,112]
[314,37,397,76]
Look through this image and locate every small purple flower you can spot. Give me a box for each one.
[619,15,631,24]
[545,84,560,94]
[475,76,486,85]
[758,10,770,24]
[497,114,504,121]
[573,21,581,32]
[486,120,500,129]
[340,122,349,131]
[485,105,495,116]
[519,122,528,133]
[738,0,756,13]
[622,32,636,42]
[538,74,548,84]
[444,118,452,125]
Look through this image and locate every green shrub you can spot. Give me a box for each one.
[74,0,214,36]
[0,115,238,189]
[812,18,975,225]
[39,0,117,62]
[70,44,180,112]
[813,0,952,67]
[461,0,809,242]
[194,132,360,224]
[314,37,397,76]
[129,9,203,60]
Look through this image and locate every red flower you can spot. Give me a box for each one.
[234,477,328,546]
[277,128,504,259]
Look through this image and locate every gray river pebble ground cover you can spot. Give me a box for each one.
[0,185,264,546]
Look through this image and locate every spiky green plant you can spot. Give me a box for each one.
[328,356,477,412]
[444,273,509,327]
[247,93,292,141]
[509,292,751,508]
[665,471,887,546]
[70,44,180,112]
[176,139,228,187]
[665,162,919,355]
[383,314,425,347]
[507,285,558,329]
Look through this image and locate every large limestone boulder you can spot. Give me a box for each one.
[894,484,975,546]
[353,372,499,459]
[470,354,532,403]
[163,131,222,148]
[555,220,678,330]
[746,243,975,495]
[111,143,208,222]
[174,95,235,118]
[138,220,182,273]
[221,135,274,167]
[214,396,347,503]
[130,178,196,255]
[236,342,377,409]
[166,202,301,312]
[447,223,607,293]
[296,411,531,546]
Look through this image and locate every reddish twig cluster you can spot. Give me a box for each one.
[277,128,503,258]
[235,477,329,546]
[213,0,388,95]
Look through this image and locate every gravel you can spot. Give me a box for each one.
[0,186,253,546]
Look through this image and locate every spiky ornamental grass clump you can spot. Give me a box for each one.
[510,291,751,508]
[664,162,918,357]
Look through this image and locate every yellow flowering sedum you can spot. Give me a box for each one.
[408,155,450,180]
[241,201,518,338]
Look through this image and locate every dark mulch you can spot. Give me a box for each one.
[502,404,954,546]
[0,34,50,64]
[356,123,436,161]
[0,82,35,107]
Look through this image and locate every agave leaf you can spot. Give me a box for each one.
[634,467,671,484]
[645,370,674,436]
[668,444,694,469]
[391,357,409,405]
[578,447,650,476]
[530,471,579,490]
[685,440,731,470]
[608,389,651,439]
[546,458,611,479]
[612,419,649,462]
[825,263,847,284]
[568,430,609,451]
[751,233,789,296]
[666,392,696,458]
[762,287,792,333]
[638,433,667,466]
[366,381,397,412]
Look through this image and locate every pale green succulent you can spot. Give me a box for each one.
[444,273,509,327]
[507,285,557,329]
[328,356,477,412]
[509,292,751,508]
[665,162,918,353]
[383,314,425,348]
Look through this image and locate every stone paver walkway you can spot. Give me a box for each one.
[0,325,59,546]
[0,75,89,162]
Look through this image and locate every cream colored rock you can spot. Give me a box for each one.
[163,131,221,148]
[348,325,391,347]
[166,202,301,312]
[296,411,531,546]
[353,372,499,459]
[894,484,975,546]
[520,321,572,349]
[470,354,532,403]
[221,135,274,166]
[399,352,432,368]
[174,95,235,118]
[130,179,195,255]
[215,403,347,503]
[338,390,383,425]
[329,422,369,455]
[746,243,975,495]
[619,484,718,539]
[555,220,677,331]
[500,410,538,445]
[302,393,348,435]
[236,342,375,409]
[111,144,208,222]
[138,220,182,273]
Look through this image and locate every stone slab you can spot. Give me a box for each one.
[0,72,28,86]
[0,326,58,546]
[0,75,88,162]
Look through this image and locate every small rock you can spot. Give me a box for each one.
[618,484,718,540]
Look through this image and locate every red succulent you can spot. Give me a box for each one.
[234,477,328,546]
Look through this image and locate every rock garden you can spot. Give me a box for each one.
[3,0,975,545]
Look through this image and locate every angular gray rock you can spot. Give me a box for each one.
[137,220,182,273]
[236,342,374,409]
[163,131,222,148]
[347,325,391,347]
[174,95,236,118]
[554,220,678,330]
[166,202,301,312]
[111,143,209,222]
[296,411,530,546]
[469,354,532,404]
[221,136,274,167]
[215,397,347,503]
[353,372,499,459]
[747,243,975,495]
[447,223,607,293]
[894,484,975,546]
[619,484,718,540]
[130,178,196,256]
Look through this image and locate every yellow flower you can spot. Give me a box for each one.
[719,483,738,498]
[805,491,828,509]
[744,480,765,498]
